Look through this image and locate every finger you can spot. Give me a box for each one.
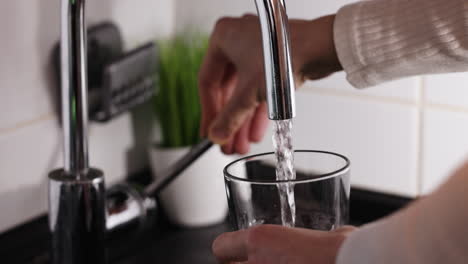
[249,102,269,143]
[209,79,258,144]
[199,64,237,139]
[241,13,257,20]
[233,113,253,154]
[221,139,235,155]
[198,37,229,137]
[221,63,238,95]
[212,230,249,263]
[219,67,238,155]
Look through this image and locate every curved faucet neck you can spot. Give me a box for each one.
[254,0,296,120]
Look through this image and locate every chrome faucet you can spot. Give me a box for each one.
[48,0,107,263]
[49,2,155,263]
[254,0,296,120]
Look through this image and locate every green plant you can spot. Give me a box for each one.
[154,33,208,148]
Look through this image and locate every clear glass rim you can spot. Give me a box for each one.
[224,150,350,185]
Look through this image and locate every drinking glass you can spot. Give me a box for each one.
[223,150,350,231]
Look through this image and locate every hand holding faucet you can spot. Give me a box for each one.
[198,15,341,154]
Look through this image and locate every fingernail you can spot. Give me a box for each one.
[210,127,229,144]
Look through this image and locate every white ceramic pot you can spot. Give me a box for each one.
[148,144,230,228]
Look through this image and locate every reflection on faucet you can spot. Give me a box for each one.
[254,0,296,120]
[60,0,89,173]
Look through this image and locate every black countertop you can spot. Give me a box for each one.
[0,187,411,264]
[116,221,230,264]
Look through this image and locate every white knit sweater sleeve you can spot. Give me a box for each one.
[333,0,468,88]
[336,160,468,264]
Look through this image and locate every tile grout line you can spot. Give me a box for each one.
[0,113,55,136]
[303,85,418,106]
[304,84,468,114]
[425,102,468,114]
[416,77,426,196]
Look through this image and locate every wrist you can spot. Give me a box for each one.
[290,14,342,84]
[320,14,342,72]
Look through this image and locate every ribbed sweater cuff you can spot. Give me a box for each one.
[333,0,468,89]
[333,3,369,88]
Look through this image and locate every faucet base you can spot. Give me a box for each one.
[48,168,106,264]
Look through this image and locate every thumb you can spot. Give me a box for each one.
[209,82,258,144]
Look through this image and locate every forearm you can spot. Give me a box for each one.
[334,0,468,88]
[337,160,468,264]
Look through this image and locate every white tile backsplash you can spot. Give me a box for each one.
[252,89,419,197]
[422,109,468,194]
[425,73,468,109]
[89,105,157,185]
[104,0,175,47]
[0,118,61,193]
[0,118,60,231]
[0,1,57,131]
[89,113,140,186]
[308,73,420,103]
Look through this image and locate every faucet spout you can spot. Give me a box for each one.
[254,0,296,120]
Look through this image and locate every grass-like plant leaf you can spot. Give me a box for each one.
[154,33,208,148]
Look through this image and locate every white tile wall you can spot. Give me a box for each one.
[425,73,468,109]
[422,109,468,194]
[421,72,468,194]
[89,110,152,186]
[0,0,173,232]
[294,89,419,196]
[0,118,60,231]
[251,88,420,197]
[0,1,57,131]
[308,73,420,103]
[100,0,175,48]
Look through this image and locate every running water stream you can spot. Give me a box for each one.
[272,120,296,227]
